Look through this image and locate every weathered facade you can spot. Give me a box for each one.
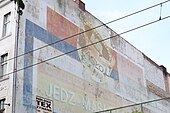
[0,0,170,113]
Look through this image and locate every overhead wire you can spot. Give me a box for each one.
[3,14,170,77]
[1,0,170,65]
[94,96,170,113]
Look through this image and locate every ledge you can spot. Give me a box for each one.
[0,33,12,41]
[146,80,170,99]
[0,76,10,82]
[0,0,11,9]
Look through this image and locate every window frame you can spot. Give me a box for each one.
[0,98,5,113]
[0,53,8,77]
[2,12,11,37]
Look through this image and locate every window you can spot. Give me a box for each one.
[2,12,11,37]
[0,53,8,77]
[0,99,5,113]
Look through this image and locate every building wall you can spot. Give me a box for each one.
[10,0,170,113]
[0,1,17,113]
[144,56,165,90]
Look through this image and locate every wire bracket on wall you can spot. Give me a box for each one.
[159,3,162,20]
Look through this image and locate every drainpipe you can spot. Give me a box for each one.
[12,2,24,113]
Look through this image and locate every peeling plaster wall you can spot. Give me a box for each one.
[144,58,165,90]
[14,0,170,113]
[111,32,144,67]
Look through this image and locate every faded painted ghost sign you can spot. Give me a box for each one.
[45,83,107,112]
[77,22,116,83]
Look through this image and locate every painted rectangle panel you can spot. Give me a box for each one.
[117,53,144,86]
[47,7,79,47]
[36,62,120,113]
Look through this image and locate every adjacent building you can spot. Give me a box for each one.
[0,0,170,113]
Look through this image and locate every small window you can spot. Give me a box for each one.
[0,53,8,77]
[0,99,5,113]
[2,12,11,37]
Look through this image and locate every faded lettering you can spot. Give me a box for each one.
[46,83,75,105]
[82,97,106,112]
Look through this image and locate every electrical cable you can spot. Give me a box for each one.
[94,96,170,113]
[1,0,170,64]
[3,15,170,77]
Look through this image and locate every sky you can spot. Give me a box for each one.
[82,0,170,72]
